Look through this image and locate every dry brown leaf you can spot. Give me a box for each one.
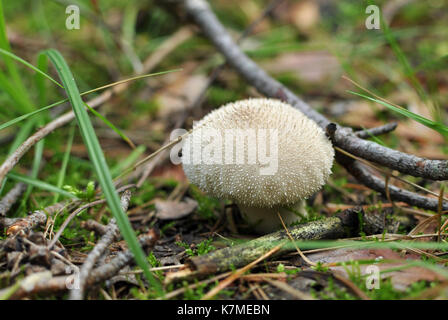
[263,51,341,84]
[155,197,198,220]
[155,68,208,118]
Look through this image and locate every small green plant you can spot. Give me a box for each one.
[147,251,161,268]
[147,252,164,280]
[63,181,96,201]
[196,238,216,255]
[276,263,285,273]
[349,91,448,141]
[312,261,330,273]
[182,280,209,300]
[176,238,216,257]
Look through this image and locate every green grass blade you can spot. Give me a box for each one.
[35,52,50,105]
[84,102,135,149]
[0,48,63,88]
[348,90,448,139]
[0,72,34,114]
[7,118,36,155]
[7,172,77,199]
[19,135,44,209]
[0,1,25,93]
[2,117,37,197]
[0,100,63,131]
[0,0,33,113]
[17,52,50,208]
[0,69,181,132]
[45,49,163,295]
[53,124,75,203]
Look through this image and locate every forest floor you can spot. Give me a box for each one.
[0,0,448,300]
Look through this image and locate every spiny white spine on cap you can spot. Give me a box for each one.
[182,98,334,208]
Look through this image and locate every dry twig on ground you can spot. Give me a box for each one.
[70,190,132,300]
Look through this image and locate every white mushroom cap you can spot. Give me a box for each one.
[181,98,334,208]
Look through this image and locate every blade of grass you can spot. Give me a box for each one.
[0,48,63,88]
[0,69,181,131]
[0,1,26,95]
[84,102,135,149]
[0,0,33,113]
[18,135,44,210]
[7,172,77,199]
[0,177,5,196]
[348,90,448,140]
[35,52,50,106]
[53,124,75,203]
[359,125,386,146]
[18,51,50,209]
[7,118,36,155]
[1,117,37,197]
[45,49,163,295]
[0,100,64,131]
[0,72,34,113]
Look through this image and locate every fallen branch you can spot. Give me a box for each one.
[336,152,448,211]
[166,207,369,283]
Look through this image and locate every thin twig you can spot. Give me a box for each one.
[70,190,132,300]
[47,199,106,250]
[355,122,398,139]
[0,182,26,217]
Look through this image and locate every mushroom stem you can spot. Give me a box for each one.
[239,200,307,234]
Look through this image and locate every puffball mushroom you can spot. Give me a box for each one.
[181,98,334,234]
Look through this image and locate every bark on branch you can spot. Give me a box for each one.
[167,207,387,281]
